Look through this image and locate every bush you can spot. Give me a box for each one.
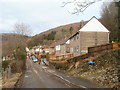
[10,60,25,73]
[15,45,26,60]
[13,45,27,73]
[2,60,11,71]
[49,62,69,70]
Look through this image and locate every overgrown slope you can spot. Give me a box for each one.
[50,49,120,88]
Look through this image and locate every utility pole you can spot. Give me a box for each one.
[115,1,120,42]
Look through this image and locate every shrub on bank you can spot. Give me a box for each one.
[2,60,11,71]
[49,61,69,70]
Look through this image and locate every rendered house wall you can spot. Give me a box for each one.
[79,32,109,55]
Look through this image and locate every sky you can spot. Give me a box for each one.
[0,0,111,36]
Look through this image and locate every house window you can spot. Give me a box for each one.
[77,34,79,39]
[73,46,79,53]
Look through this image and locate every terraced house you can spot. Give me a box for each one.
[54,16,109,58]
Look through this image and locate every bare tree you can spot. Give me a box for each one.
[62,0,102,14]
[13,22,32,36]
[101,2,118,41]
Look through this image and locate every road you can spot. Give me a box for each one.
[21,59,100,88]
[0,72,2,89]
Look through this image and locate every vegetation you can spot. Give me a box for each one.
[45,31,56,40]
[13,22,32,36]
[11,45,27,73]
[2,60,11,71]
[49,61,69,70]
[14,45,27,61]
[69,27,74,34]
[101,2,118,42]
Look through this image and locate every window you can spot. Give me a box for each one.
[73,46,79,53]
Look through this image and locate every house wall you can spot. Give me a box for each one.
[60,44,66,55]
[49,48,55,54]
[70,33,80,57]
[80,32,109,55]
[60,44,70,56]
[55,45,61,56]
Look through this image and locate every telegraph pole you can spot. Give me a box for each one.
[115,1,120,42]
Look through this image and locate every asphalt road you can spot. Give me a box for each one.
[21,59,100,88]
[0,73,2,89]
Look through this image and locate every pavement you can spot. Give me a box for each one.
[21,59,100,89]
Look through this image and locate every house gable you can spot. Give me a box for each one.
[79,16,109,32]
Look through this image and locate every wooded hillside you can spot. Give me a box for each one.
[26,22,84,48]
[2,33,28,57]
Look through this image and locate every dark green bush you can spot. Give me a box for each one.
[2,60,11,71]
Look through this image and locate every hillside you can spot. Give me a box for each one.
[26,22,84,47]
[1,33,28,57]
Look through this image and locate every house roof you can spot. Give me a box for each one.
[79,16,109,32]
[53,38,69,46]
[69,31,79,39]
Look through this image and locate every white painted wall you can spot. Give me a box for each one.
[55,45,60,51]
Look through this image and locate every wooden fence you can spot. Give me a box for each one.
[67,43,114,63]
[88,43,113,56]
[56,54,74,60]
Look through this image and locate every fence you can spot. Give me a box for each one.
[67,43,113,63]
[56,54,74,60]
[88,43,113,56]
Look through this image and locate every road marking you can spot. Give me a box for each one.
[33,68,38,74]
[47,70,55,73]
[48,72,87,88]
[33,68,43,80]
[67,75,70,77]
[42,66,47,69]
[41,65,87,88]
[25,75,29,78]
[65,83,71,87]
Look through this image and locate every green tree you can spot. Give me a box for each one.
[46,31,56,40]
[69,27,74,34]
[15,45,26,61]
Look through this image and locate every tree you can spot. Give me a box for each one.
[13,22,32,36]
[69,27,74,34]
[115,1,120,41]
[62,0,102,14]
[101,2,118,41]
[78,23,82,30]
[46,31,56,40]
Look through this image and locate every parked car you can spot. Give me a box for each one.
[32,56,38,63]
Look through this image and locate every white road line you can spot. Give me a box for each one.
[33,68,43,80]
[67,75,70,77]
[65,83,71,87]
[25,75,29,78]
[33,68,38,74]
[45,69,87,88]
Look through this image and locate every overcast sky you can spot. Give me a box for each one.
[0,0,110,36]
